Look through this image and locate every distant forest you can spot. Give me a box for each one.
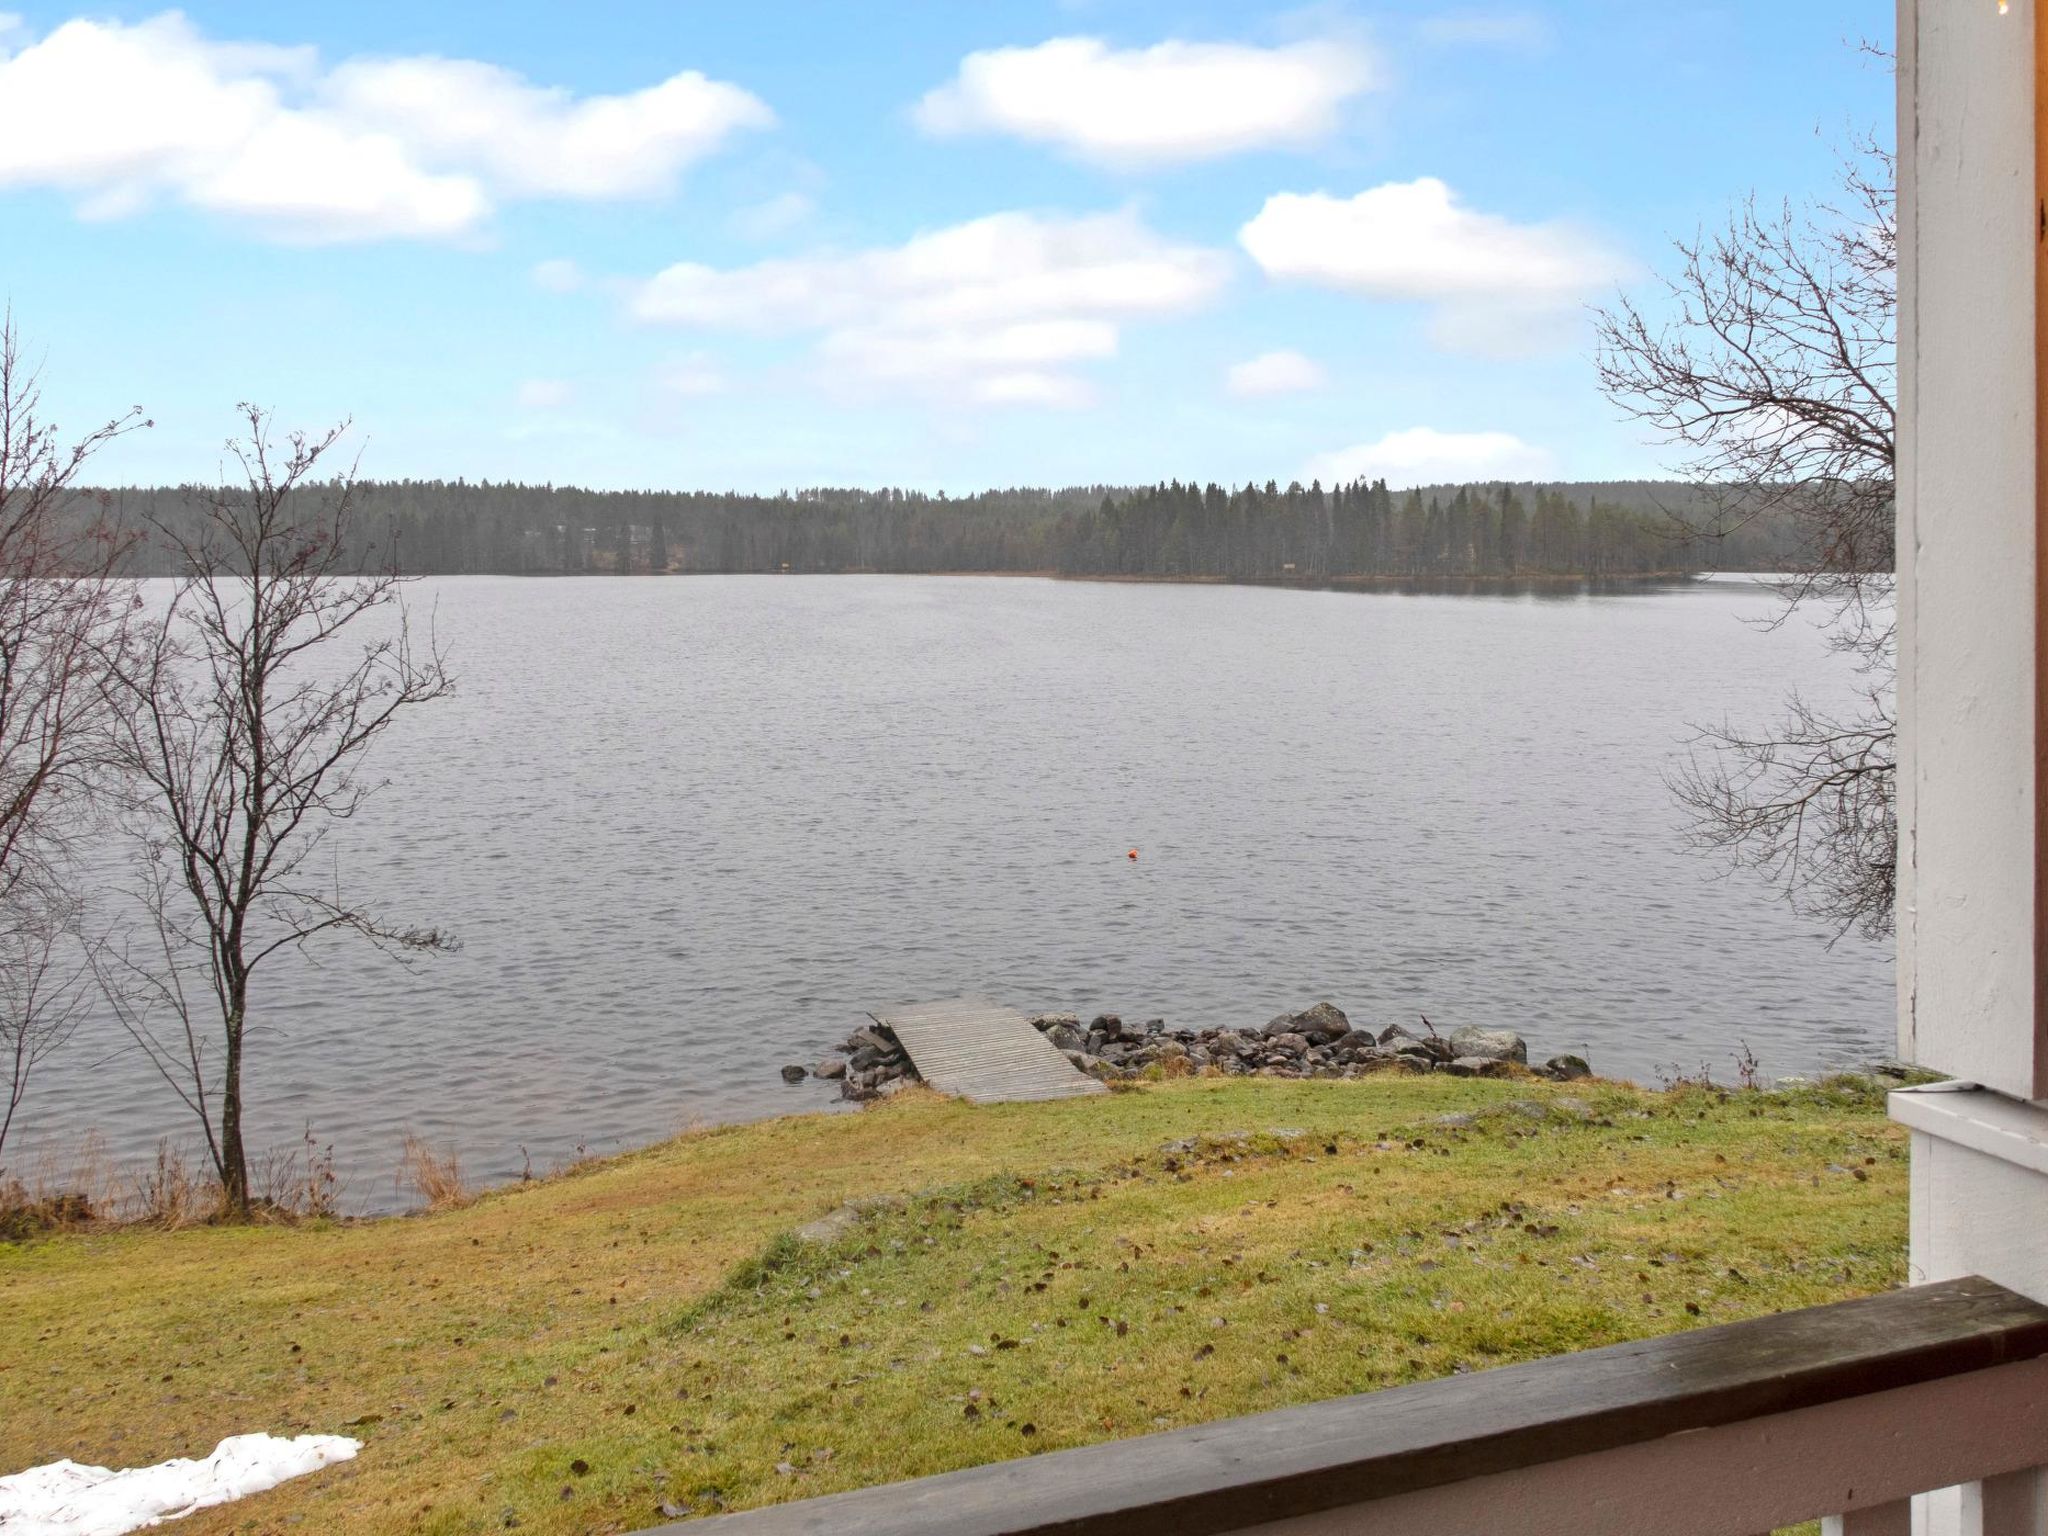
[97,477,1818,581]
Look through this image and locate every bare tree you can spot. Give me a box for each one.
[0,311,147,894]
[1594,138,1896,941]
[0,881,91,1164]
[0,311,147,1155]
[99,407,454,1216]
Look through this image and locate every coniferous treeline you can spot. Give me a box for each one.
[93,477,1820,579]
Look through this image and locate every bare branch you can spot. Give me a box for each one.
[1595,136,1896,940]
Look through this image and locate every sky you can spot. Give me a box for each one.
[0,1,1894,494]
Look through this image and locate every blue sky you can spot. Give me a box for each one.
[0,2,1892,493]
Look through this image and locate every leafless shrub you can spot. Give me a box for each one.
[1734,1040,1764,1092]
[253,1126,345,1219]
[1654,1061,1721,1093]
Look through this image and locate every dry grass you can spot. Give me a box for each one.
[126,1140,219,1228]
[3,1130,358,1232]
[0,1131,114,1235]
[253,1129,346,1219]
[0,1075,1906,1535]
[397,1133,470,1210]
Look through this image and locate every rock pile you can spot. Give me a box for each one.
[1027,1004,1589,1087]
[784,1002,1591,1102]
[798,1022,920,1102]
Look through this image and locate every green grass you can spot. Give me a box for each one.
[0,1074,1906,1533]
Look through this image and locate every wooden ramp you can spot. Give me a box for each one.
[876,997,1107,1104]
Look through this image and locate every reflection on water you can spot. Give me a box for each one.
[23,574,1891,1209]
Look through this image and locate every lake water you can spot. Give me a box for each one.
[19,574,1894,1209]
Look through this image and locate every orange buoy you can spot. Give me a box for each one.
[1127,848,1139,860]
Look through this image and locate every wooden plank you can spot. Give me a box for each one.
[1825,1504,1913,1536]
[878,997,1105,1104]
[646,1277,2048,1536]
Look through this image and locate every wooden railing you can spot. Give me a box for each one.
[650,1276,2048,1535]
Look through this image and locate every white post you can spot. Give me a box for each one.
[1895,0,2045,1528]
[1961,1468,2048,1536]
[1893,0,2048,1254]
[1895,0,2043,1097]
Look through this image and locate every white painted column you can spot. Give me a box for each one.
[1896,0,2042,1098]
[1961,1466,2048,1536]
[1895,5,2045,1532]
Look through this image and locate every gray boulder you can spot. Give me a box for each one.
[1288,1002,1351,1044]
[781,1063,808,1083]
[1444,1055,1512,1078]
[1448,1027,1527,1064]
[1541,1054,1592,1082]
[1048,1023,1085,1053]
[813,1058,847,1081]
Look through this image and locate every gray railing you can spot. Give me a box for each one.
[648,1276,2048,1535]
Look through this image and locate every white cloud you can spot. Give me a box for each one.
[914,36,1377,168]
[654,353,727,397]
[728,190,815,240]
[1226,349,1325,397]
[323,55,769,199]
[630,209,1229,407]
[531,258,585,293]
[515,378,572,409]
[1303,427,1554,487]
[0,13,771,242]
[1239,178,1629,353]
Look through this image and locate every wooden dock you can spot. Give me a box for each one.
[875,997,1107,1104]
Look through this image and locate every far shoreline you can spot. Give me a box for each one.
[445,566,1729,593]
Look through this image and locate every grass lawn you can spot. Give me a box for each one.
[1,1074,1906,1534]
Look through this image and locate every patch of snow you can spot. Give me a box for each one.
[0,1433,359,1536]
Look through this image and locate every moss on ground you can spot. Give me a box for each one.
[0,1074,1905,1533]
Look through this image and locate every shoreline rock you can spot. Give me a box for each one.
[807,1001,1591,1102]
